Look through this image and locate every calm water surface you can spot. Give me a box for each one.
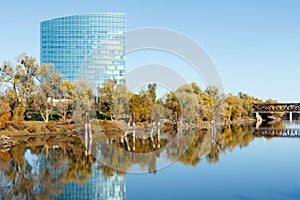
[1,121,300,200]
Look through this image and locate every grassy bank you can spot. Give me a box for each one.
[0,117,257,136]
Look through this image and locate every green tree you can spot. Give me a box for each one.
[100,80,117,119]
[163,91,181,122]
[147,83,157,104]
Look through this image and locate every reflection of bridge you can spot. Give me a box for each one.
[254,128,300,137]
[253,103,300,121]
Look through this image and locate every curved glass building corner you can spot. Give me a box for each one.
[40,13,126,90]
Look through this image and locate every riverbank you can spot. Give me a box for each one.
[0,117,257,136]
[0,121,76,136]
[0,117,258,153]
[224,117,256,125]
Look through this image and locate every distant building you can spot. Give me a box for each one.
[40,13,126,91]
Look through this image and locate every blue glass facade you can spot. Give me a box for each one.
[40,13,126,90]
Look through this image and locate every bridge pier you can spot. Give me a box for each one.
[255,112,262,122]
[289,112,293,122]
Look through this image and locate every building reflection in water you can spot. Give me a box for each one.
[24,147,126,200]
[54,165,125,200]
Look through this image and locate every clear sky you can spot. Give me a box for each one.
[1,0,299,102]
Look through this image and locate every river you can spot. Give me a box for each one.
[1,120,300,200]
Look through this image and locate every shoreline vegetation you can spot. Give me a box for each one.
[0,54,283,148]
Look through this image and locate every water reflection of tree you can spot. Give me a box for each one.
[0,124,258,198]
[98,136,163,173]
[0,135,96,199]
[178,124,255,165]
[176,130,207,166]
[97,124,256,171]
[5,142,35,199]
[98,128,198,173]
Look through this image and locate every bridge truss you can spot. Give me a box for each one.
[253,103,300,112]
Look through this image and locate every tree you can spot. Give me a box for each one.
[129,92,151,123]
[174,84,200,124]
[73,79,94,126]
[225,94,244,121]
[202,85,225,123]
[100,80,117,119]
[127,84,158,123]
[163,91,181,122]
[112,84,130,119]
[0,92,10,116]
[163,83,202,124]
[0,54,41,121]
[147,83,157,104]
[238,92,262,117]
[225,92,264,122]
[0,93,11,129]
[55,80,74,121]
[190,82,201,95]
[31,64,62,123]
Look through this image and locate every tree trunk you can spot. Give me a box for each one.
[45,109,49,123]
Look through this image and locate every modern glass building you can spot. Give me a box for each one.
[40,13,126,91]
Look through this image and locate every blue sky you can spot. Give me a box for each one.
[1,0,300,101]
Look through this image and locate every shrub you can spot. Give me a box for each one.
[41,126,47,133]
[25,112,43,121]
[0,151,11,162]
[58,127,67,133]
[9,121,26,130]
[99,119,121,131]
[27,122,37,133]
[0,112,11,130]
[97,112,111,120]
[11,105,26,122]
[46,121,56,131]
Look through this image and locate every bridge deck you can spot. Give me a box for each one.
[253,103,300,112]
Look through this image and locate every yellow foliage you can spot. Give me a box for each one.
[0,112,12,129]
[28,121,37,133]
[46,121,56,131]
[0,151,11,162]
